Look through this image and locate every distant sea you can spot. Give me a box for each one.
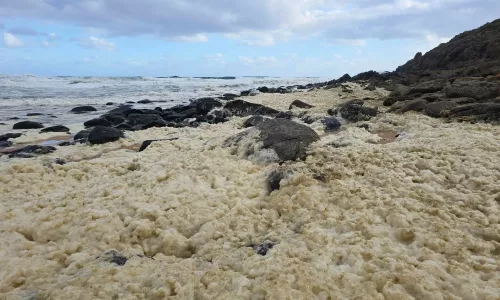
[0,75,324,126]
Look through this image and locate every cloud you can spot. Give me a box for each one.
[3,32,24,48]
[173,34,208,43]
[79,36,116,51]
[0,0,498,46]
[48,32,57,40]
[239,56,277,65]
[8,26,42,36]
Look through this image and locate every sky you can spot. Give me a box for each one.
[0,0,499,77]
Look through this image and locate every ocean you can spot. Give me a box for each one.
[0,75,323,126]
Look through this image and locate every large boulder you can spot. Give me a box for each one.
[127,113,166,128]
[338,100,378,122]
[40,125,70,133]
[88,126,125,145]
[444,78,500,100]
[70,106,97,113]
[74,128,93,143]
[13,121,44,129]
[243,116,269,128]
[107,105,133,115]
[224,119,319,162]
[322,117,342,132]
[224,100,280,117]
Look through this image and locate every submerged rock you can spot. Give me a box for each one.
[137,99,153,104]
[26,112,44,116]
[13,121,44,129]
[6,145,57,158]
[70,105,97,113]
[88,126,124,145]
[40,125,70,133]
[0,141,13,148]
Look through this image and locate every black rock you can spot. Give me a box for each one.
[409,79,447,94]
[127,113,166,128]
[50,115,58,118]
[137,99,153,104]
[267,170,287,193]
[54,158,66,165]
[0,133,22,141]
[205,109,231,124]
[444,78,500,100]
[162,112,187,122]
[225,100,280,117]
[26,113,44,116]
[256,242,275,256]
[74,128,93,142]
[221,93,239,100]
[399,99,429,113]
[7,145,56,158]
[154,107,162,112]
[40,125,70,133]
[424,101,457,117]
[364,84,377,91]
[9,117,20,120]
[337,73,352,83]
[257,86,270,93]
[322,117,342,132]
[125,109,162,116]
[139,138,179,152]
[70,105,97,113]
[289,100,314,109]
[126,101,136,104]
[103,114,127,125]
[195,98,223,114]
[358,124,370,130]
[106,102,115,106]
[301,115,320,124]
[449,102,500,121]
[13,121,44,129]
[84,118,113,128]
[225,119,320,162]
[338,100,378,122]
[243,116,267,128]
[275,111,294,119]
[88,126,125,145]
[58,141,74,147]
[0,141,13,148]
[114,123,134,131]
[101,250,127,266]
[107,105,133,115]
[240,90,251,96]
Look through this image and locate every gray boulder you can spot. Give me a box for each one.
[424,101,457,117]
[338,100,378,122]
[224,119,319,162]
[399,99,429,113]
[224,100,279,117]
[289,100,314,109]
[88,126,125,145]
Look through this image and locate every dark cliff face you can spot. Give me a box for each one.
[396,19,500,73]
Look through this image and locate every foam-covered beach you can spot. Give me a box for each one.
[1,82,500,299]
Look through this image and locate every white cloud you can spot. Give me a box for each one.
[239,56,277,65]
[79,36,116,51]
[48,32,57,40]
[43,41,49,46]
[3,32,24,48]
[174,34,208,43]
[0,0,498,48]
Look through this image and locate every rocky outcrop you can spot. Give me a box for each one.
[444,78,500,100]
[332,100,378,122]
[13,121,44,129]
